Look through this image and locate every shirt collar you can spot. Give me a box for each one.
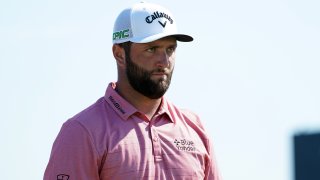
[157,97,176,124]
[104,82,137,120]
[104,82,177,123]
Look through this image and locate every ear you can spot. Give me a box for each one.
[112,44,126,67]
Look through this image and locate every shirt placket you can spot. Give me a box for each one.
[150,119,163,162]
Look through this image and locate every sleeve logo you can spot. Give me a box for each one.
[57,174,69,180]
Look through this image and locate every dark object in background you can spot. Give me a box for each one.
[294,132,320,180]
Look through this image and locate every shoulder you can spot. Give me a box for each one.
[179,108,206,130]
[61,97,111,140]
[71,97,106,121]
[58,96,107,133]
[57,97,111,155]
[165,100,205,131]
[180,109,201,122]
[66,97,114,129]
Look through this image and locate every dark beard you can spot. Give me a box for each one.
[125,56,173,99]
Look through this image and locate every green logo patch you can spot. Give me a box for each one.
[113,29,130,40]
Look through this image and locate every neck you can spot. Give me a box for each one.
[115,81,162,120]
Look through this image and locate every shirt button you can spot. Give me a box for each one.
[153,137,158,142]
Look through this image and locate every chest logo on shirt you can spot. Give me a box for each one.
[57,174,69,180]
[174,138,196,152]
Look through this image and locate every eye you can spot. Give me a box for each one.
[167,46,176,54]
[146,47,156,53]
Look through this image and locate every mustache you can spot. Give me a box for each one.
[151,68,171,74]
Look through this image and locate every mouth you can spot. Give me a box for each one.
[151,69,170,80]
[152,68,169,74]
[152,70,169,77]
[151,74,167,80]
[152,72,167,75]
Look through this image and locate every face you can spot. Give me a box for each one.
[125,37,177,99]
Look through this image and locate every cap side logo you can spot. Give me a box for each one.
[113,29,130,41]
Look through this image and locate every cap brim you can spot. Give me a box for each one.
[130,33,193,43]
[172,34,193,42]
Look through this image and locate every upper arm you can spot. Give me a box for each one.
[44,120,100,180]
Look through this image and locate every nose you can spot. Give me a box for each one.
[156,50,170,68]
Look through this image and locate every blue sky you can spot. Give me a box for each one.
[1,0,320,179]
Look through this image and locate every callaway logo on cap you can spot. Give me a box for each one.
[112,2,193,44]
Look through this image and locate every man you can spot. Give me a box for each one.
[44,2,220,180]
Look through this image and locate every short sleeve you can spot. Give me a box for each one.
[204,138,221,180]
[44,120,100,180]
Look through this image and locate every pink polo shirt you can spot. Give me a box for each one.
[44,83,220,180]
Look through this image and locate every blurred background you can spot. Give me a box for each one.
[1,0,319,179]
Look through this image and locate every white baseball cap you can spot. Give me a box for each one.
[112,2,193,44]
